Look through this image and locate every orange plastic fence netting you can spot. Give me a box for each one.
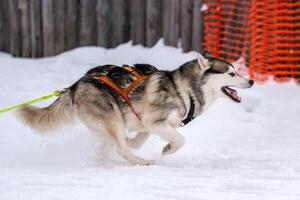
[203,0,300,83]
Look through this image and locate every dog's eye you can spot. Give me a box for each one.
[229,73,235,77]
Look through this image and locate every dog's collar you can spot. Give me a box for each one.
[181,95,195,126]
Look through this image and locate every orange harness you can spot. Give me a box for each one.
[95,66,149,121]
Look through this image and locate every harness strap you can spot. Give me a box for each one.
[123,66,149,94]
[96,66,149,121]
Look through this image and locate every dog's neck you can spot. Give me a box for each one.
[172,68,217,117]
[199,81,217,112]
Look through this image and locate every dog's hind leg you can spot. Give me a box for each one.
[105,121,154,165]
[101,104,154,165]
[126,131,150,149]
[77,106,154,165]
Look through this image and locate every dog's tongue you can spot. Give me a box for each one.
[232,90,240,99]
[228,87,241,101]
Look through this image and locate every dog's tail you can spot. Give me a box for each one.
[16,90,74,133]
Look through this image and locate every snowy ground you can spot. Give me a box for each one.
[0,42,300,200]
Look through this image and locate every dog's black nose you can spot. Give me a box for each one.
[249,80,254,86]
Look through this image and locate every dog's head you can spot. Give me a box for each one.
[197,51,254,103]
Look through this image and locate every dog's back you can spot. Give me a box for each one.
[86,64,158,88]
[16,64,158,134]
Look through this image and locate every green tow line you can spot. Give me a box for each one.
[0,90,63,114]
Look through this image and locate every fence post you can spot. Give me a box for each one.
[0,0,3,51]
[19,0,31,57]
[131,0,146,45]
[146,0,162,47]
[30,0,43,57]
[9,0,22,57]
[192,0,204,52]
[53,0,65,54]
[169,0,180,47]
[42,0,55,56]
[65,0,79,51]
[79,0,97,46]
[96,0,111,47]
[0,0,11,53]
[181,0,193,52]
[111,0,128,47]
[163,0,171,45]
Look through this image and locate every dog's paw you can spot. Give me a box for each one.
[138,159,155,166]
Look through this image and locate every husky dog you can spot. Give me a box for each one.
[17,52,254,165]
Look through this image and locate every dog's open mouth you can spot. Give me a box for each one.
[221,86,241,103]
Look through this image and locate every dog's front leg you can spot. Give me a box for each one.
[147,124,185,155]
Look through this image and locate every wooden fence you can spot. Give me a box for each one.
[0,0,204,58]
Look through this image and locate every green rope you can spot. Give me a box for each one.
[0,90,63,114]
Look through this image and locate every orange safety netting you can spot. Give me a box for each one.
[203,0,300,83]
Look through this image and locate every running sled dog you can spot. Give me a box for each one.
[17,52,254,165]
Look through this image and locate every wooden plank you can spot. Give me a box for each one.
[30,0,43,57]
[2,0,11,53]
[0,0,3,51]
[42,0,55,56]
[181,0,193,52]
[96,0,109,47]
[65,0,78,50]
[162,0,171,45]
[96,0,114,47]
[53,0,65,54]
[124,0,131,44]
[146,0,162,47]
[111,0,126,47]
[19,0,31,57]
[169,0,180,47]
[0,0,11,53]
[79,0,97,46]
[9,0,22,57]
[131,0,145,45]
[192,0,204,52]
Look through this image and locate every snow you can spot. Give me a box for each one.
[1,41,300,200]
[201,4,209,12]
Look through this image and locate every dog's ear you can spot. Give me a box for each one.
[202,49,213,58]
[197,54,210,71]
